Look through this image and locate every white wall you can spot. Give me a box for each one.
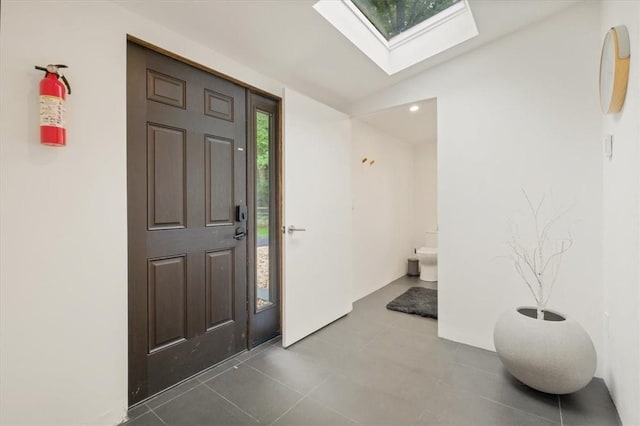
[600,2,640,425]
[413,142,438,248]
[351,1,604,376]
[282,88,353,346]
[0,1,286,425]
[351,120,414,301]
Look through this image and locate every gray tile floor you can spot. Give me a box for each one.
[122,276,620,426]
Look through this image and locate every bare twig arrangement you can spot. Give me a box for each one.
[509,190,573,320]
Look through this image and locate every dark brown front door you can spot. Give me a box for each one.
[127,42,248,404]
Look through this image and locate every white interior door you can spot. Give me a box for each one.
[282,88,353,347]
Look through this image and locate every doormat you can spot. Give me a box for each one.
[386,287,437,319]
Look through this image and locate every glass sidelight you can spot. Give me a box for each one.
[255,109,273,311]
[248,92,279,346]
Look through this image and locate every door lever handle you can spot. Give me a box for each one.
[234,227,246,240]
[287,225,306,234]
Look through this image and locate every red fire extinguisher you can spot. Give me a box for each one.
[35,64,71,147]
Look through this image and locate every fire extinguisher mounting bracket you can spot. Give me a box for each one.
[34,64,71,94]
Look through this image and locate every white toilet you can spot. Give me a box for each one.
[416,231,438,282]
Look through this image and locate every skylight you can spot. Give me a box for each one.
[351,0,462,41]
[313,0,478,75]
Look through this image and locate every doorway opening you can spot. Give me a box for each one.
[126,38,281,405]
[351,98,438,308]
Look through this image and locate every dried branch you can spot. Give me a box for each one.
[542,236,573,275]
[509,190,573,316]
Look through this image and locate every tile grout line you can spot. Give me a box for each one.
[148,409,168,425]
[436,373,559,424]
[181,336,281,385]
[139,342,274,412]
[384,320,449,346]
[197,361,241,384]
[195,335,280,383]
[267,395,307,425]
[414,379,445,423]
[276,337,350,371]
[146,381,201,412]
[453,360,504,379]
[415,379,562,426]
[303,372,332,398]
[202,381,261,424]
[305,394,361,424]
[234,342,276,365]
[356,324,394,351]
[209,361,335,426]
[243,362,310,396]
[472,393,562,425]
[558,395,564,426]
[123,403,152,424]
[302,372,362,425]
[269,374,339,426]
[350,288,566,424]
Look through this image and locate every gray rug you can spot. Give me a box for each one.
[386,287,438,319]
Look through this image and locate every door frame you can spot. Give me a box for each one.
[246,92,281,347]
[126,35,283,402]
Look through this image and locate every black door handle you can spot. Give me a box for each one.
[234,227,246,240]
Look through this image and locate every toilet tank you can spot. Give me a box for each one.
[425,231,438,248]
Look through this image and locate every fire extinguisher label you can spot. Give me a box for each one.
[39,95,65,128]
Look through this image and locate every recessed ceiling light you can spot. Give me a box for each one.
[409,105,420,112]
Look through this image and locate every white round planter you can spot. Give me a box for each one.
[493,307,596,394]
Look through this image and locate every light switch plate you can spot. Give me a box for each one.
[604,135,613,158]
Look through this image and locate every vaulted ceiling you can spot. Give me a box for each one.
[116,0,580,112]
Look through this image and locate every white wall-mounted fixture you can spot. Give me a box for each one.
[604,134,613,158]
[409,105,420,112]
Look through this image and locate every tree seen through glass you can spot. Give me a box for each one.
[351,0,462,40]
[256,110,272,310]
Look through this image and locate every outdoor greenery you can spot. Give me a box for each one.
[256,111,270,171]
[256,111,270,241]
[257,225,269,239]
[351,0,461,40]
[256,111,270,210]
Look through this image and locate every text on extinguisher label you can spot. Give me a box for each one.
[39,95,65,128]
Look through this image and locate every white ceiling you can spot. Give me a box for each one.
[116,0,581,112]
[356,98,437,145]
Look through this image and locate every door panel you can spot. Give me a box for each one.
[205,90,234,121]
[205,249,235,330]
[147,124,186,229]
[128,42,248,404]
[147,69,186,108]
[147,256,187,352]
[282,88,352,347]
[205,136,235,226]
